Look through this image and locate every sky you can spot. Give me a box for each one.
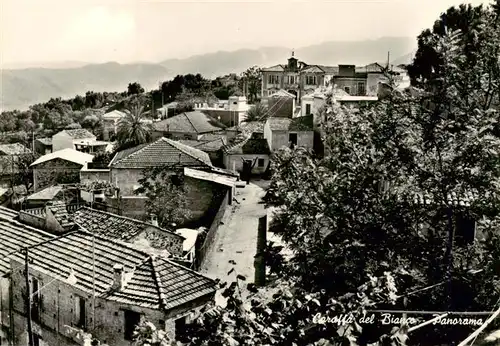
[0,0,492,66]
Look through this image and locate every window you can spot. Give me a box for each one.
[170,174,183,186]
[306,75,317,85]
[258,158,265,167]
[33,334,42,346]
[344,86,351,94]
[175,316,187,336]
[357,82,366,96]
[288,76,295,84]
[268,75,280,85]
[455,213,476,246]
[289,133,298,147]
[305,104,311,115]
[124,310,141,341]
[30,277,40,323]
[75,296,86,329]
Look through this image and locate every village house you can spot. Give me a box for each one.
[260,54,410,102]
[263,115,314,151]
[21,185,66,209]
[151,111,226,141]
[260,52,337,101]
[194,96,250,127]
[0,206,217,346]
[0,143,32,188]
[222,132,271,175]
[34,138,53,155]
[19,200,76,234]
[102,110,126,141]
[107,137,236,225]
[266,90,298,118]
[30,149,94,192]
[52,129,109,154]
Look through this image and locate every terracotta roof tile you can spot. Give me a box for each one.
[0,208,216,311]
[223,133,271,155]
[61,129,96,139]
[109,138,213,169]
[48,201,75,229]
[73,207,183,252]
[153,111,226,134]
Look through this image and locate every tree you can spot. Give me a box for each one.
[168,3,500,345]
[244,102,268,122]
[135,167,192,228]
[408,3,490,86]
[128,82,145,96]
[81,114,104,137]
[240,66,262,103]
[116,103,153,151]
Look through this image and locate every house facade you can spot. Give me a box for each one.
[260,53,337,101]
[34,138,53,155]
[261,55,410,102]
[263,116,314,151]
[194,96,250,127]
[102,110,126,141]
[52,129,108,154]
[107,138,234,225]
[0,207,216,346]
[222,133,271,174]
[30,149,94,192]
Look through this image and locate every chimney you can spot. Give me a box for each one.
[112,264,125,290]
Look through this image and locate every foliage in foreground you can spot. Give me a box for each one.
[136,2,500,345]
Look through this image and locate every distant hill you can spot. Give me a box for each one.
[1,37,416,111]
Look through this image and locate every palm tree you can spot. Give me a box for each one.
[244,102,268,122]
[116,104,152,151]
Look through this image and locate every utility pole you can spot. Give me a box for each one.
[24,247,34,346]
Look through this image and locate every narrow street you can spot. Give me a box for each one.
[200,180,270,305]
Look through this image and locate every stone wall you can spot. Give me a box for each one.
[19,211,46,229]
[195,189,229,270]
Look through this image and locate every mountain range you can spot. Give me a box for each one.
[0,37,417,111]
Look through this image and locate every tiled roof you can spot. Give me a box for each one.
[301,65,326,73]
[36,137,52,146]
[26,185,64,201]
[0,143,31,155]
[317,65,339,74]
[73,207,183,245]
[223,133,271,155]
[261,64,286,72]
[109,138,213,169]
[0,208,216,311]
[178,138,226,152]
[0,207,55,273]
[30,148,94,167]
[153,111,226,134]
[267,115,314,131]
[102,110,126,120]
[198,133,227,142]
[226,122,265,140]
[60,129,96,139]
[47,201,75,229]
